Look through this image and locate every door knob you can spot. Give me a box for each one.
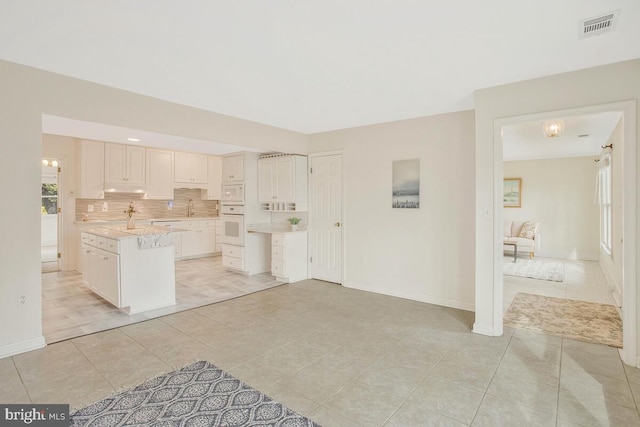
[335,222,341,227]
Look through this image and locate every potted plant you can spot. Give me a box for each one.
[287,217,302,231]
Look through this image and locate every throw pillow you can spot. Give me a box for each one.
[519,221,537,239]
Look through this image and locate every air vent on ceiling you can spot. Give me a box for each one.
[579,10,619,39]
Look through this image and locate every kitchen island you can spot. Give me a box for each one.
[81,224,180,314]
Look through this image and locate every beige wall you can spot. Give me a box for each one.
[504,157,600,260]
[474,58,639,361]
[0,59,308,357]
[310,110,476,310]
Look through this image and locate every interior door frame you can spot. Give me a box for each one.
[492,101,636,366]
[307,150,345,284]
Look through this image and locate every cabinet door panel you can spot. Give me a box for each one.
[174,152,192,183]
[191,154,208,183]
[127,146,146,185]
[200,228,216,254]
[146,149,174,199]
[276,157,295,201]
[104,143,126,183]
[258,159,275,202]
[223,155,243,181]
[181,230,200,257]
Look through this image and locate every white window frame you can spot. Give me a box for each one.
[599,154,612,255]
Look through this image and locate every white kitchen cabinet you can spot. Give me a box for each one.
[82,235,120,306]
[180,229,200,258]
[215,219,223,252]
[104,143,146,186]
[78,140,105,199]
[222,154,244,182]
[97,248,120,306]
[202,156,222,200]
[174,152,208,186]
[146,149,174,199]
[81,243,99,292]
[270,232,308,283]
[258,155,308,210]
[167,219,218,259]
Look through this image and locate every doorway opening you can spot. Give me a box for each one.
[500,111,622,347]
[493,101,636,365]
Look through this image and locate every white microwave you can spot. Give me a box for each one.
[222,184,244,204]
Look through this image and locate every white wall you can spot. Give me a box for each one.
[503,157,600,260]
[601,118,624,304]
[0,59,308,358]
[42,134,79,271]
[310,110,476,310]
[474,58,639,363]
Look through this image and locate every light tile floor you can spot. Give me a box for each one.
[503,256,617,313]
[4,280,640,426]
[43,256,283,343]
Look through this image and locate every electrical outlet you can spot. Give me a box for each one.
[87,204,94,212]
[17,292,27,309]
[102,202,108,212]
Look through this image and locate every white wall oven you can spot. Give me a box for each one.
[222,214,244,246]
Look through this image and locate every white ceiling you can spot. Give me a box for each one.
[502,111,622,161]
[2,1,640,134]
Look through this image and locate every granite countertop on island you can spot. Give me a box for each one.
[83,224,187,240]
[74,216,220,226]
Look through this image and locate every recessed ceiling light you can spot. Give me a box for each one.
[578,134,590,138]
[127,138,140,142]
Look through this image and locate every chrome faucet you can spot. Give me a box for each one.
[188,199,195,218]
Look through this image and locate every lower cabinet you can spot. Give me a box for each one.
[271,232,307,283]
[81,236,121,307]
[222,244,245,271]
[171,219,219,259]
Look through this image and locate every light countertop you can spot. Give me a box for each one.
[75,216,220,225]
[247,223,308,234]
[82,224,187,240]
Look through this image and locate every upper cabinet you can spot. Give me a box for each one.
[222,154,244,182]
[258,154,308,211]
[104,143,146,187]
[146,149,174,200]
[174,152,208,187]
[202,156,222,200]
[78,140,105,199]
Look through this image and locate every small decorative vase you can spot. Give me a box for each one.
[290,224,298,231]
[127,215,135,230]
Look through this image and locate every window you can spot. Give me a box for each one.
[598,154,612,254]
[42,183,58,215]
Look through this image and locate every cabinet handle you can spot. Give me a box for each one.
[103,256,109,260]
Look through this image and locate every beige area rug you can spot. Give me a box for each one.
[504,293,622,347]
[503,258,564,282]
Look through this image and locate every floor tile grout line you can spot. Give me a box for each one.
[68,339,116,396]
[10,356,34,404]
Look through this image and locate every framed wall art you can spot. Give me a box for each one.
[503,178,522,208]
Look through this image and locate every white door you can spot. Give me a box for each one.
[309,154,343,283]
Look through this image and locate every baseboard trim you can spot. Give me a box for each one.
[0,336,46,359]
[472,323,500,336]
[343,281,475,312]
[537,250,599,261]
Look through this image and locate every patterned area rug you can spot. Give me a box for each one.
[504,293,622,347]
[503,258,564,282]
[71,361,320,426]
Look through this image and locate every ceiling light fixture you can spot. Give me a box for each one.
[127,138,140,142]
[42,159,49,166]
[51,160,59,167]
[543,119,565,138]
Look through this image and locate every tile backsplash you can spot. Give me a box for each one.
[76,189,219,221]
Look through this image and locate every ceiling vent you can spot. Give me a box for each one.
[579,10,619,39]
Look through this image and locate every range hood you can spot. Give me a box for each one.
[103,182,147,194]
